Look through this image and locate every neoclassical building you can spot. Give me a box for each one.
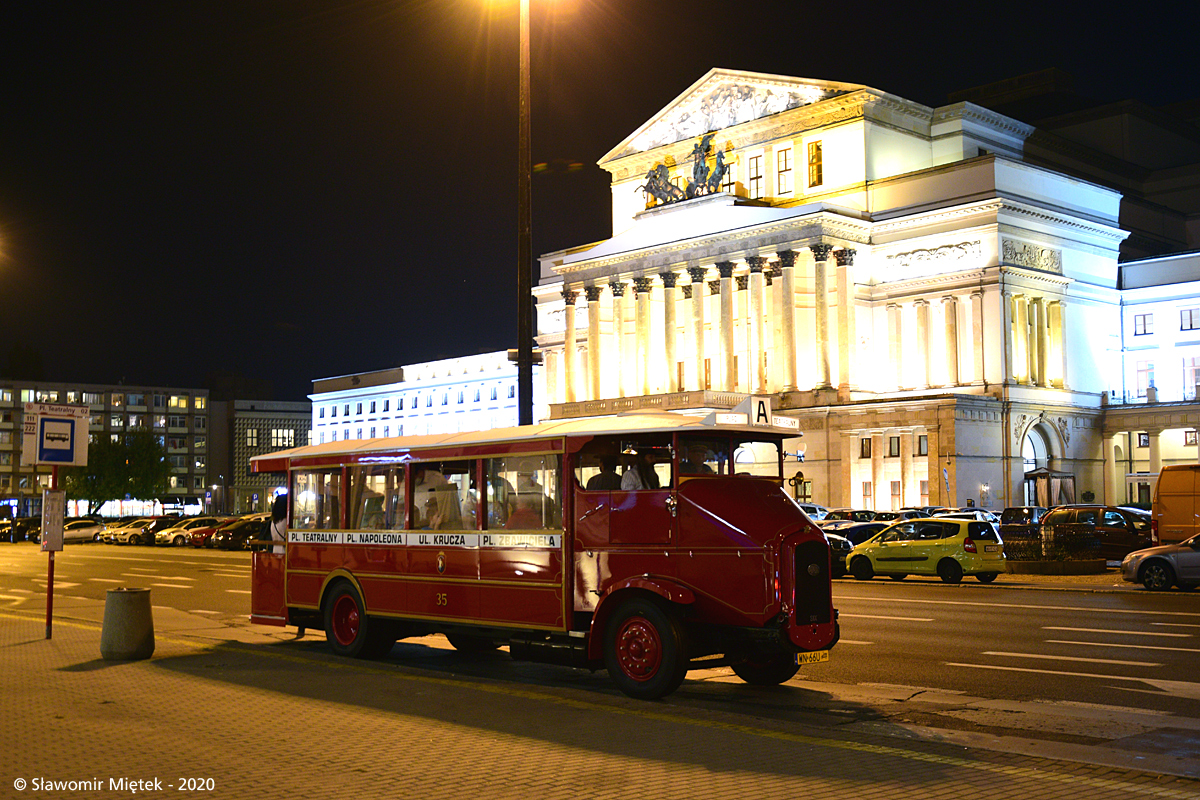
[532,68,1200,511]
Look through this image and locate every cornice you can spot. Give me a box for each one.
[932,103,1036,139]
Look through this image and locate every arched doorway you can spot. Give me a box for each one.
[1022,423,1073,506]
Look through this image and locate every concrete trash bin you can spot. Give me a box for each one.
[100,587,155,661]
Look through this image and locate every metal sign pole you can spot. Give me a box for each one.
[46,465,57,640]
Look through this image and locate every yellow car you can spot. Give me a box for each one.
[846,517,1006,583]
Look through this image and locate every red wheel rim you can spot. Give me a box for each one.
[615,616,662,682]
[332,594,360,646]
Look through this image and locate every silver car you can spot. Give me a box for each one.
[1121,534,1200,591]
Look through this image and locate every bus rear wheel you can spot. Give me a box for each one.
[731,653,799,686]
[604,597,688,700]
[323,581,395,659]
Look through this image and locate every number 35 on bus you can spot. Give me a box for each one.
[249,409,838,699]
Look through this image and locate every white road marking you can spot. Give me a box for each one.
[225,589,251,594]
[1042,626,1190,637]
[121,573,195,581]
[837,595,1200,618]
[1046,638,1200,653]
[1151,622,1200,628]
[150,583,192,589]
[34,581,80,588]
[839,613,933,622]
[981,650,1159,667]
[836,639,873,645]
[189,609,219,614]
[87,578,123,583]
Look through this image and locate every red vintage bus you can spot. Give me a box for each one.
[249,408,838,699]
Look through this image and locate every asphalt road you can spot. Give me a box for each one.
[3,541,1199,717]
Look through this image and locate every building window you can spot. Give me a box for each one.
[747,155,763,199]
[1183,308,1200,331]
[369,401,376,414]
[343,404,350,417]
[194,435,205,449]
[1136,361,1154,398]
[888,436,900,457]
[194,396,206,411]
[127,393,144,406]
[859,438,871,459]
[920,480,929,504]
[356,428,363,439]
[383,399,390,412]
[193,476,205,489]
[384,426,390,437]
[169,395,188,410]
[1186,430,1198,446]
[195,417,206,431]
[807,141,823,188]
[862,481,872,502]
[194,456,206,471]
[491,387,498,401]
[83,392,102,405]
[891,480,902,507]
[508,385,516,399]
[426,395,433,408]
[721,160,736,193]
[776,146,793,195]
[1138,432,1150,448]
[153,415,166,428]
[917,435,928,456]
[246,429,258,447]
[110,393,124,407]
[356,402,363,415]
[1186,357,1200,399]
[1134,313,1153,335]
[271,429,295,448]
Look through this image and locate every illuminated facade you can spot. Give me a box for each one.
[310,352,543,444]
[534,68,1200,510]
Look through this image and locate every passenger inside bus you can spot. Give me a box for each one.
[585,455,622,491]
[505,494,543,529]
[621,450,663,491]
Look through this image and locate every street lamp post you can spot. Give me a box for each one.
[516,0,534,426]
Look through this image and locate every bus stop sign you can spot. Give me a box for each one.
[21,403,90,467]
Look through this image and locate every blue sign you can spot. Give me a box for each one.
[37,417,77,463]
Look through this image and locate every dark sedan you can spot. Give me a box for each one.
[211,516,269,550]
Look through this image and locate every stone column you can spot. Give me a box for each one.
[1014,294,1030,384]
[914,299,931,390]
[1104,433,1121,507]
[841,431,857,509]
[835,248,857,393]
[925,426,941,507]
[900,429,914,507]
[634,277,654,396]
[971,290,985,385]
[660,272,679,393]
[610,280,626,398]
[777,251,799,391]
[738,274,750,392]
[747,256,767,393]
[871,432,885,511]
[1149,429,1163,476]
[562,286,578,403]
[584,285,603,400]
[688,266,707,391]
[942,295,959,387]
[768,262,783,389]
[1034,297,1050,388]
[811,244,833,389]
[716,261,736,392]
[1049,300,1066,389]
[887,303,903,390]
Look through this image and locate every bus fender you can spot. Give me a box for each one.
[318,570,367,612]
[587,578,695,661]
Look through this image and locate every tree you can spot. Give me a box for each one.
[61,429,172,513]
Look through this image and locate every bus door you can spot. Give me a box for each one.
[407,460,480,621]
[478,455,564,628]
[609,443,676,547]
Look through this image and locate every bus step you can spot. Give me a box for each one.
[508,634,591,668]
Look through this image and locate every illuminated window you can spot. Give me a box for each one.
[860,438,871,459]
[1134,313,1153,335]
[246,429,258,447]
[747,155,763,199]
[83,392,102,404]
[194,456,206,471]
[169,395,188,410]
[271,429,295,448]
[110,393,124,407]
[1186,431,1198,446]
[195,435,205,449]
[1184,308,1200,331]
[808,141,823,188]
[776,146,793,195]
[1136,361,1154,397]
[1186,357,1200,397]
[194,396,206,411]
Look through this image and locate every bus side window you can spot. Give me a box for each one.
[292,470,340,529]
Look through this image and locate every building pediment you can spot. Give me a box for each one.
[601,68,865,164]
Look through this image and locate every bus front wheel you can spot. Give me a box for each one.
[604,597,688,700]
[323,581,395,659]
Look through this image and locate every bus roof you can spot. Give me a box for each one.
[251,410,798,472]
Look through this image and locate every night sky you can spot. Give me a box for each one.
[0,1,1194,401]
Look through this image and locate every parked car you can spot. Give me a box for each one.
[937,508,1001,525]
[817,519,889,546]
[156,516,226,547]
[824,530,853,578]
[795,502,828,520]
[4,516,42,543]
[872,510,928,522]
[1039,505,1155,562]
[846,517,1006,584]
[824,509,876,522]
[1121,534,1200,591]
[34,518,108,544]
[189,517,236,548]
[106,516,178,545]
[999,506,1048,539]
[211,515,270,550]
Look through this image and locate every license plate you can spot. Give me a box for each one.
[796,650,830,665]
[984,544,1000,552]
